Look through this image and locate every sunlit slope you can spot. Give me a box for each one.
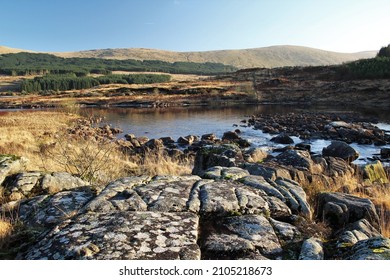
[1,45,376,69]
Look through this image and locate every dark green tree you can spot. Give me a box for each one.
[377,44,390,58]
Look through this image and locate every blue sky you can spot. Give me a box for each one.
[1,0,389,53]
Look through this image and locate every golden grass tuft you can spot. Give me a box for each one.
[0,219,12,240]
[133,151,192,176]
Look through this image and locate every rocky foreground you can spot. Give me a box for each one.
[1,128,390,259]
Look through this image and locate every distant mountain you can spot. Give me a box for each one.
[1,45,376,69]
[0,46,35,54]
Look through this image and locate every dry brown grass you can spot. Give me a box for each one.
[0,219,12,244]
[39,133,135,184]
[0,111,79,171]
[133,151,192,176]
[0,110,193,185]
[303,169,390,238]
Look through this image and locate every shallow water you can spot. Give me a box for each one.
[77,105,390,165]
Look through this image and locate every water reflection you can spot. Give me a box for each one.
[77,104,390,165]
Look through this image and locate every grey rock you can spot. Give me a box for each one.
[201,133,218,142]
[0,155,28,185]
[317,192,380,231]
[265,196,292,219]
[242,163,291,180]
[322,141,359,162]
[274,177,311,218]
[199,181,240,215]
[85,176,150,212]
[41,172,89,194]
[221,215,282,256]
[244,147,269,163]
[323,156,355,178]
[144,139,164,150]
[192,144,244,176]
[203,166,249,180]
[222,131,241,141]
[271,133,294,144]
[137,176,200,212]
[275,150,314,172]
[344,237,390,260]
[203,233,255,257]
[21,211,200,260]
[299,238,324,260]
[270,218,303,245]
[337,219,381,247]
[3,172,41,201]
[16,189,94,228]
[241,175,285,201]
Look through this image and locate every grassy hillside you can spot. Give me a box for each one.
[0,52,236,76]
[1,45,376,69]
[54,45,376,68]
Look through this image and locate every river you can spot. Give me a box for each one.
[77,104,390,165]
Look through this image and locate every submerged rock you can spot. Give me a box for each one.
[271,133,295,144]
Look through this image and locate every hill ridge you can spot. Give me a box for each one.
[0,45,376,69]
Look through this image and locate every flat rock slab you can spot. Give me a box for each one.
[85,175,200,213]
[85,176,151,212]
[21,211,200,260]
[203,215,282,259]
[197,181,272,216]
[15,189,95,228]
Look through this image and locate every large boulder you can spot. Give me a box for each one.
[275,150,315,172]
[317,192,380,231]
[192,144,244,176]
[336,219,381,247]
[271,133,294,144]
[322,141,359,162]
[381,148,390,159]
[41,172,89,194]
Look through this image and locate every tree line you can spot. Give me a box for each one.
[0,52,237,76]
[20,73,171,93]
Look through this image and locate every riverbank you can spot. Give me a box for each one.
[2,64,390,110]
